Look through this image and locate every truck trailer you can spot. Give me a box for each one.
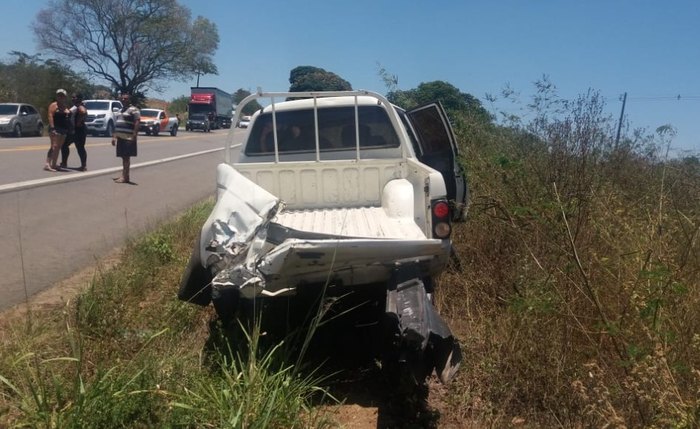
[188,87,233,129]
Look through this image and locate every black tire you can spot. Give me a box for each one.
[170,124,178,136]
[13,123,21,138]
[36,123,43,136]
[145,130,151,136]
[104,121,114,137]
[153,124,160,136]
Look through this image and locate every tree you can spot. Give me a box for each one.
[0,51,94,121]
[288,66,352,93]
[167,95,189,116]
[387,80,491,123]
[189,17,219,86]
[32,0,219,96]
[232,89,262,115]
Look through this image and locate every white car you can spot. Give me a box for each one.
[84,99,122,137]
[237,115,251,128]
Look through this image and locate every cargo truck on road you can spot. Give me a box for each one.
[188,87,233,130]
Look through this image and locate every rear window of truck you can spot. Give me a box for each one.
[245,105,400,155]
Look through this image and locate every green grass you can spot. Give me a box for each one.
[0,200,335,428]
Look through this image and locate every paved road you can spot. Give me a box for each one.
[0,128,245,310]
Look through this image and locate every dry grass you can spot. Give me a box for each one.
[433,86,700,427]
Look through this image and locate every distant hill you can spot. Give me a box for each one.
[146,98,169,110]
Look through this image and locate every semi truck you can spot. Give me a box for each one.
[188,87,233,129]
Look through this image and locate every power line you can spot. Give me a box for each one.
[610,95,700,102]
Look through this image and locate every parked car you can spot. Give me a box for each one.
[0,103,44,137]
[139,108,179,136]
[83,99,122,137]
[185,113,210,132]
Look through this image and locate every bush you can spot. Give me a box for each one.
[440,80,700,426]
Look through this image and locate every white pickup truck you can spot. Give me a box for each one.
[179,90,467,384]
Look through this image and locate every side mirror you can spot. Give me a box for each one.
[113,107,120,113]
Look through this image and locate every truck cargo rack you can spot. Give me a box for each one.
[226,89,411,164]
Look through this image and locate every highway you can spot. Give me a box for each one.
[0,128,245,310]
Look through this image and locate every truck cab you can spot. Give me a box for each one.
[235,92,467,221]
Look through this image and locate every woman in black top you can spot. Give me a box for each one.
[44,88,70,171]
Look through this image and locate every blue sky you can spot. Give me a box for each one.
[2,0,699,153]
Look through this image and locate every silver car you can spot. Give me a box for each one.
[0,103,44,137]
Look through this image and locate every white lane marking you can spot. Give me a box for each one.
[0,144,242,194]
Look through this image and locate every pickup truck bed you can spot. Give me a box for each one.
[276,206,426,239]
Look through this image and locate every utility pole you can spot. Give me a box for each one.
[615,92,627,149]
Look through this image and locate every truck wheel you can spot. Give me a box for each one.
[170,124,178,136]
[13,124,22,138]
[104,122,114,138]
[153,124,160,136]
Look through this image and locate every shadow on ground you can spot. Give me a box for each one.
[202,291,442,429]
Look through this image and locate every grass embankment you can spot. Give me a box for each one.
[0,202,334,428]
[438,88,700,427]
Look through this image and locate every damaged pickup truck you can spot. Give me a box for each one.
[179,90,468,384]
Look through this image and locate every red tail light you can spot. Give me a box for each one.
[431,199,451,239]
[432,201,450,219]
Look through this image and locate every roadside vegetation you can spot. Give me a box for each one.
[439,78,700,427]
[0,203,334,428]
[1,74,698,428]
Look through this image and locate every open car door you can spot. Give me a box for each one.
[406,102,468,221]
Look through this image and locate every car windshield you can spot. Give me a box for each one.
[84,101,110,110]
[0,105,19,115]
[141,109,159,117]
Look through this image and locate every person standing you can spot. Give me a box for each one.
[111,92,140,183]
[44,89,70,172]
[60,93,88,171]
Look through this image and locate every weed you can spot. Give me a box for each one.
[0,200,334,428]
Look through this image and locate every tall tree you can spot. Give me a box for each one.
[232,88,262,115]
[288,66,352,93]
[32,0,219,96]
